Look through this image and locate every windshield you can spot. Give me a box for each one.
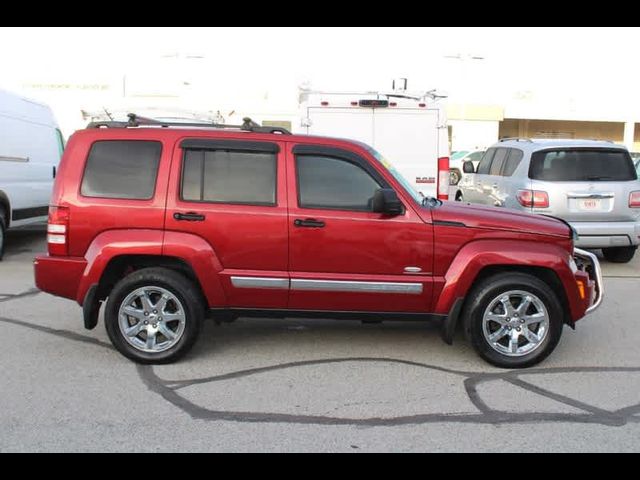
[362,145,424,204]
[451,150,469,161]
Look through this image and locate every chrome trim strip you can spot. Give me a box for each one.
[230,277,289,290]
[568,192,614,199]
[573,248,604,314]
[404,267,423,274]
[0,155,29,163]
[290,279,423,295]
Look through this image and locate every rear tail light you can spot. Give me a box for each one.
[437,157,450,200]
[629,191,640,208]
[47,206,69,256]
[517,190,549,208]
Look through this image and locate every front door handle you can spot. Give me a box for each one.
[174,212,206,222]
[294,218,325,228]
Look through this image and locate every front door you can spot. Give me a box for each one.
[286,143,434,313]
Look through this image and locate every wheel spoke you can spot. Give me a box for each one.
[509,334,519,354]
[122,305,145,321]
[158,323,176,341]
[145,330,158,350]
[489,327,509,343]
[500,296,515,316]
[522,328,541,345]
[524,312,546,326]
[517,296,532,316]
[154,293,170,313]
[486,314,508,326]
[162,313,184,323]
[140,291,154,312]
[124,322,145,337]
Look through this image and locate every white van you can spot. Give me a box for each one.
[298,83,450,200]
[0,89,63,260]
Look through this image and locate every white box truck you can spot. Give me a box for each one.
[0,89,63,260]
[298,84,450,200]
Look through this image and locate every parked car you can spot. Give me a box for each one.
[449,149,485,186]
[455,138,640,263]
[34,116,602,368]
[0,89,63,260]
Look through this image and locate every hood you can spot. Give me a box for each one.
[433,202,571,238]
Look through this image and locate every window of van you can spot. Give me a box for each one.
[81,141,162,200]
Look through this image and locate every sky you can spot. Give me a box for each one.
[1,27,639,130]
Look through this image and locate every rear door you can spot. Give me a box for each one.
[164,137,289,309]
[529,148,639,222]
[306,108,374,145]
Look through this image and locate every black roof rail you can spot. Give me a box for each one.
[87,113,292,135]
[498,137,533,143]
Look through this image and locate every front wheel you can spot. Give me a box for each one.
[602,246,636,263]
[104,268,204,364]
[464,273,564,369]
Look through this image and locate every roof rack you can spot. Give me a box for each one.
[499,137,533,143]
[87,113,292,135]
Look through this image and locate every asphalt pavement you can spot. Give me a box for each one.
[0,226,638,452]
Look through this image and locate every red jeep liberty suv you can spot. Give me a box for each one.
[34,115,602,368]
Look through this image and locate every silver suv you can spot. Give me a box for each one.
[455,138,640,263]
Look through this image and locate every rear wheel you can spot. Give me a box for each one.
[104,268,204,364]
[464,273,564,369]
[602,246,636,263]
[0,207,6,261]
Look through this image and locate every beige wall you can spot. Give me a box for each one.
[500,119,626,144]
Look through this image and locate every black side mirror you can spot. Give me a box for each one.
[372,188,405,216]
[463,161,475,174]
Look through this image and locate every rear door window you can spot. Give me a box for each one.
[81,141,162,199]
[503,149,524,177]
[477,149,496,174]
[529,149,637,181]
[489,148,508,176]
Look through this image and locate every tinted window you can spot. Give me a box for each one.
[296,155,381,211]
[182,149,276,205]
[529,149,637,182]
[477,149,496,174]
[503,149,524,177]
[489,148,508,176]
[81,141,161,199]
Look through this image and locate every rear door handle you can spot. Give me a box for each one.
[174,212,206,222]
[294,218,325,228]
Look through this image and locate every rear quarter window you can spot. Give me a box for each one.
[80,141,162,199]
[529,149,637,182]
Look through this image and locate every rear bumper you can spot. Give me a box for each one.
[33,255,87,304]
[571,220,640,248]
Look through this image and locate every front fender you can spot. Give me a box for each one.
[434,239,577,316]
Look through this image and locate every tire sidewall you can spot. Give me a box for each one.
[105,269,203,364]
[465,274,564,369]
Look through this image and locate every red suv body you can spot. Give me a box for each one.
[34,119,602,367]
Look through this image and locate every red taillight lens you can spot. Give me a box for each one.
[47,206,69,256]
[437,157,450,200]
[629,191,640,208]
[517,190,549,208]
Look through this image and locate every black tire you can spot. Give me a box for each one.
[104,268,204,364]
[0,207,6,262]
[602,246,637,263]
[463,272,564,369]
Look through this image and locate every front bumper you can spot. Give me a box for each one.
[571,220,640,248]
[573,248,604,315]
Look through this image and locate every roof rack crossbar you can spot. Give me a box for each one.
[499,137,533,143]
[87,113,291,135]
